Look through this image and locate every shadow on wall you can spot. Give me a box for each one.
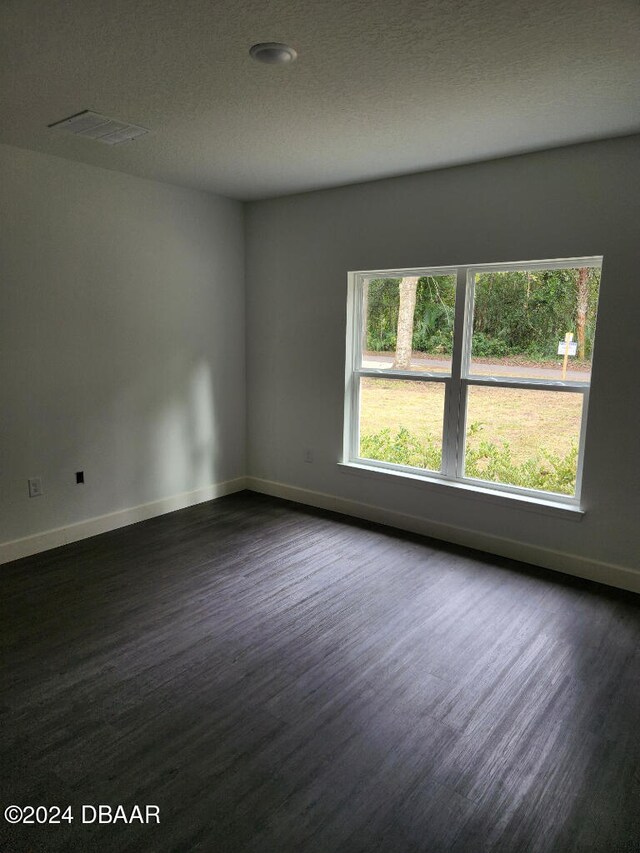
[151,358,217,497]
[74,356,220,510]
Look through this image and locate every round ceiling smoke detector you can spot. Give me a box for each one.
[249,42,297,65]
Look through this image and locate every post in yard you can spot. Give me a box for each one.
[562,332,573,380]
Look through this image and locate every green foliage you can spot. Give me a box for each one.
[465,440,578,495]
[413,328,453,355]
[472,269,591,361]
[360,427,578,495]
[469,332,509,357]
[360,427,442,470]
[364,269,601,362]
[365,276,456,353]
[365,279,400,352]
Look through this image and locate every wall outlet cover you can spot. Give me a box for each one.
[28,478,43,498]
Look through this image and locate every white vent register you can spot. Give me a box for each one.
[48,110,149,145]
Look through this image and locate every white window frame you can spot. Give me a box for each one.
[343,257,602,508]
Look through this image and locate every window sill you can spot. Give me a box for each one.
[338,461,585,521]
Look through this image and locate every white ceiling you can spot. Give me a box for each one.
[1,0,638,200]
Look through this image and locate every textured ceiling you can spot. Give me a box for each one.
[1,0,638,200]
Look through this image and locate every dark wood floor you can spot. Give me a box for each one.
[1,492,639,853]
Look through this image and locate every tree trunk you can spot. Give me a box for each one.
[393,277,419,370]
[576,267,589,360]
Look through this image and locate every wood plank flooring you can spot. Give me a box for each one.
[1,491,639,852]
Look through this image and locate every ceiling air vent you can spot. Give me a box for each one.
[48,110,149,146]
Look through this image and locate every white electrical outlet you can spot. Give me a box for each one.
[28,477,43,498]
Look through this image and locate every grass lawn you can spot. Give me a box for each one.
[360,378,583,463]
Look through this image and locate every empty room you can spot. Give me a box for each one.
[1,0,639,850]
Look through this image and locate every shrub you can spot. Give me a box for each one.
[470,332,510,358]
[360,427,442,471]
[367,328,396,352]
[360,427,577,495]
[416,329,454,355]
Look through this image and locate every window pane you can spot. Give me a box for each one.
[361,275,456,374]
[359,378,446,472]
[469,266,601,382]
[464,386,584,495]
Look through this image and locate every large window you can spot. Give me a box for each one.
[343,258,602,504]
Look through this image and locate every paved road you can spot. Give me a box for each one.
[362,354,590,382]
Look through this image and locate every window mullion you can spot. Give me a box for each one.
[442,267,470,477]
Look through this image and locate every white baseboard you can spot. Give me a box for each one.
[0,478,247,566]
[4,474,637,595]
[246,477,640,595]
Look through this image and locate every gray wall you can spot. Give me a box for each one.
[245,136,640,579]
[1,144,245,543]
